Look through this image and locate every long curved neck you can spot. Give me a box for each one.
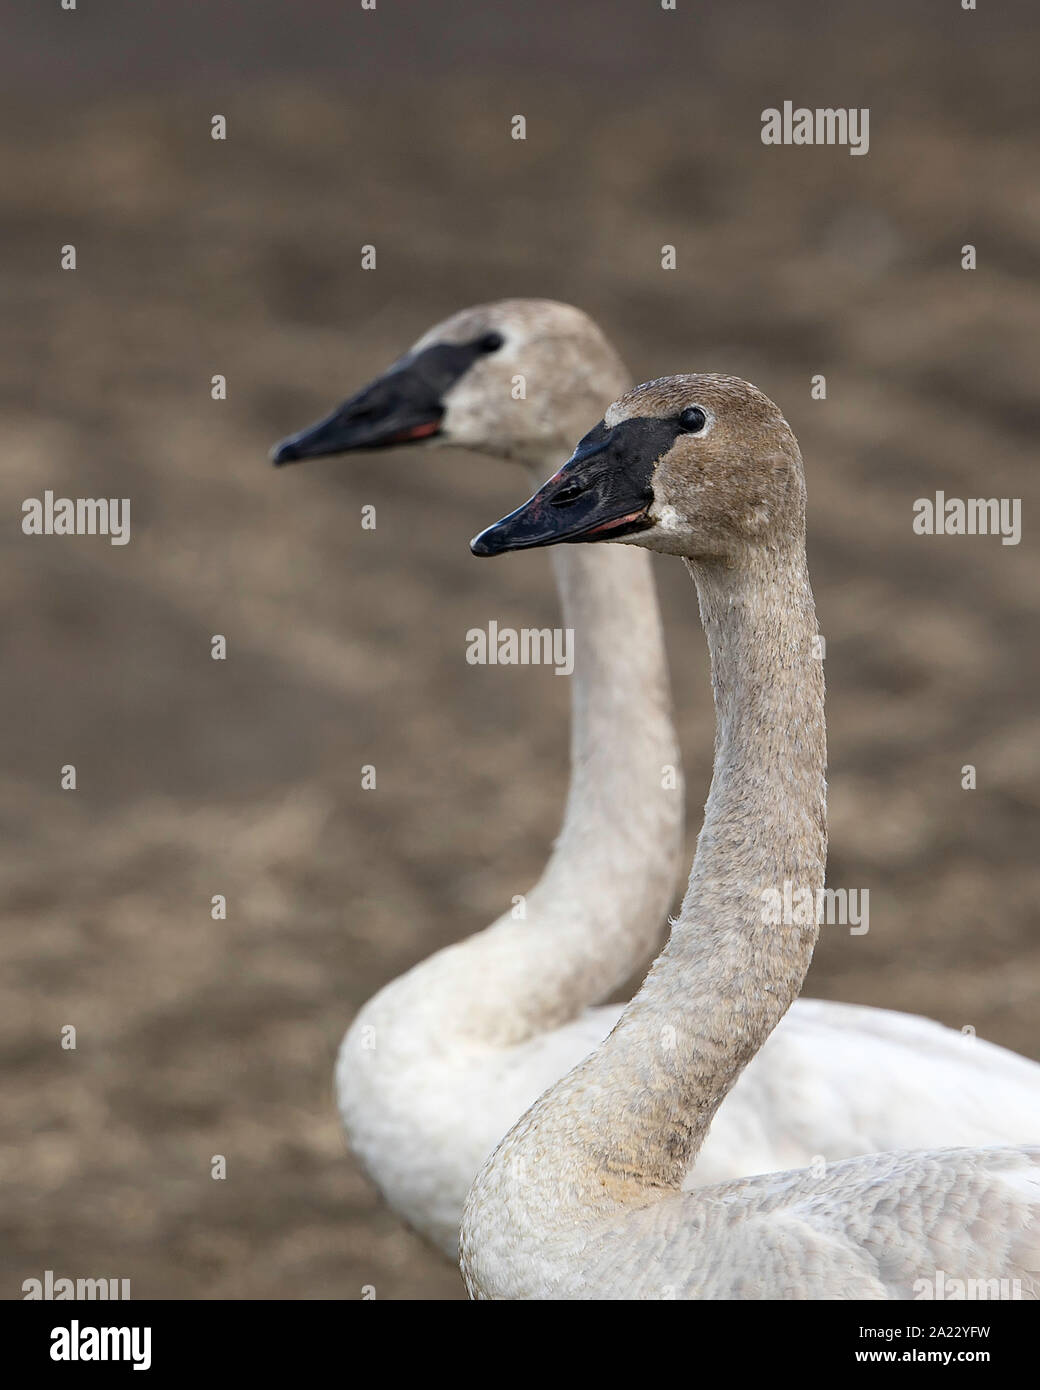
[519,540,826,1188]
[380,450,684,1047]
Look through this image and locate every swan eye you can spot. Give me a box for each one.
[477,332,504,354]
[678,406,707,434]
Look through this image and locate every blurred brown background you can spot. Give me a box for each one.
[2,1,1038,1299]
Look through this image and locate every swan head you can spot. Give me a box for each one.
[470,374,806,561]
[270,300,628,469]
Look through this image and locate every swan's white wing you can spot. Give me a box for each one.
[691,1001,1040,1186]
[577,1146,1040,1300]
[499,999,1040,1201]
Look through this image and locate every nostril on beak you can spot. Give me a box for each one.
[551,482,586,507]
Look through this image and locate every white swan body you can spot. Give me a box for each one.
[341,990,1040,1256]
[468,1144,1040,1300]
[461,373,1039,1298]
[276,309,1040,1263]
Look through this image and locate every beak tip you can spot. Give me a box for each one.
[270,440,299,467]
[470,532,495,557]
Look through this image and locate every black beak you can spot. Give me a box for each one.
[270,363,444,465]
[470,415,671,557]
[271,334,506,466]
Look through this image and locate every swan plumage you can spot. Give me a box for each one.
[274,312,1040,1263]
[276,300,685,1256]
[460,372,1039,1299]
[475,1145,1040,1300]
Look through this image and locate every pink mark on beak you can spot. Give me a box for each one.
[583,509,647,538]
[391,420,441,442]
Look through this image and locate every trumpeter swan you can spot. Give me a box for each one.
[274,301,684,1255]
[273,305,1040,1261]
[461,374,1039,1299]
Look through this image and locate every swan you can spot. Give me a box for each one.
[461,373,1040,1299]
[272,303,1040,1261]
[274,301,686,1256]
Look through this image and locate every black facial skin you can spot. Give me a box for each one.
[470,414,680,557]
[270,334,503,465]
